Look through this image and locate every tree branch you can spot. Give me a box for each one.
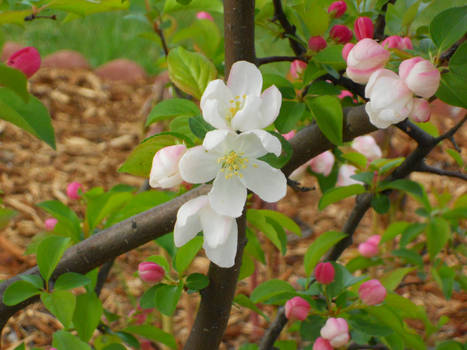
[417,163,467,181]
[257,56,301,66]
[272,0,307,56]
[258,307,287,350]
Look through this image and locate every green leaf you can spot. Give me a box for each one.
[53,330,92,350]
[239,253,256,280]
[313,46,346,70]
[186,273,209,291]
[381,267,415,291]
[0,10,33,25]
[432,265,456,299]
[174,236,203,274]
[37,200,82,242]
[296,2,329,36]
[348,314,394,336]
[19,275,44,289]
[0,64,28,101]
[381,221,410,243]
[102,344,127,350]
[37,235,70,282]
[73,292,103,342]
[258,132,293,169]
[85,191,133,232]
[262,73,296,99]
[41,290,76,328]
[436,72,467,109]
[234,294,270,321]
[250,279,295,303]
[449,41,467,78]
[48,0,129,17]
[385,3,403,35]
[426,217,450,260]
[274,340,297,350]
[3,280,40,306]
[247,210,282,252]
[123,325,176,349]
[430,6,467,52]
[303,231,347,275]
[119,133,191,177]
[260,209,301,236]
[146,98,200,126]
[342,152,368,169]
[446,149,464,168]
[379,179,430,209]
[318,184,366,210]
[167,47,217,99]
[0,207,16,230]
[436,341,463,350]
[163,0,222,13]
[54,272,91,291]
[13,343,25,350]
[306,96,343,145]
[346,256,382,273]
[0,88,55,149]
[392,248,423,267]
[371,194,390,214]
[274,101,306,133]
[188,115,215,138]
[144,255,171,274]
[402,0,422,27]
[245,228,266,264]
[154,283,183,316]
[385,293,432,329]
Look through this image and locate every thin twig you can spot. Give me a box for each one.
[258,307,287,350]
[272,0,306,56]
[257,56,301,66]
[287,178,315,192]
[417,163,467,181]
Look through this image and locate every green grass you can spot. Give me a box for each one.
[3,12,164,74]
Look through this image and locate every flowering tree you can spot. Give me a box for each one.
[0,0,466,349]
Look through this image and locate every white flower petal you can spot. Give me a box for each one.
[232,132,269,158]
[203,130,232,152]
[203,219,238,268]
[227,61,263,97]
[179,146,219,183]
[244,130,282,156]
[156,174,183,188]
[200,206,234,248]
[209,174,247,218]
[243,160,287,202]
[201,79,232,108]
[259,85,282,127]
[174,196,208,247]
[202,99,230,130]
[230,94,263,131]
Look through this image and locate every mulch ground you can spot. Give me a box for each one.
[0,68,465,350]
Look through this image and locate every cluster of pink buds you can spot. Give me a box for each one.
[358,235,381,257]
[381,35,413,50]
[315,318,350,348]
[7,47,41,78]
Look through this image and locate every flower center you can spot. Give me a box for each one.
[218,151,249,179]
[226,94,246,122]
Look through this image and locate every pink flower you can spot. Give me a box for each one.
[282,130,296,141]
[400,37,413,50]
[196,11,214,21]
[138,262,165,283]
[309,151,335,177]
[328,1,347,18]
[359,279,387,305]
[314,262,335,284]
[149,144,187,189]
[338,90,353,100]
[354,17,374,40]
[365,69,414,128]
[358,235,381,257]
[346,39,390,84]
[381,35,403,49]
[411,98,431,122]
[330,25,353,44]
[7,47,41,78]
[44,218,58,231]
[336,164,361,187]
[313,337,333,350]
[399,57,440,99]
[308,36,327,52]
[285,296,310,321]
[351,135,382,161]
[66,182,84,200]
[320,317,350,347]
[341,43,355,61]
[290,60,307,79]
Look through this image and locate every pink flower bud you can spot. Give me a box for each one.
[338,90,353,100]
[354,17,374,40]
[309,151,335,177]
[358,235,381,258]
[149,145,187,189]
[330,25,353,44]
[381,35,403,49]
[138,262,165,283]
[341,43,355,61]
[346,39,390,84]
[351,135,382,161]
[196,11,214,21]
[308,36,327,52]
[328,1,347,18]
[44,218,58,231]
[320,318,350,347]
[66,182,84,200]
[337,164,361,187]
[289,60,307,79]
[359,279,387,305]
[7,47,41,78]
[314,262,335,284]
[282,130,296,141]
[367,235,381,246]
[399,57,440,98]
[411,98,431,122]
[400,37,413,50]
[285,296,310,321]
[313,337,333,350]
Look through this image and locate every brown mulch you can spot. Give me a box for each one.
[0,68,466,349]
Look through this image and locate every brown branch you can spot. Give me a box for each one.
[257,56,301,66]
[374,0,395,40]
[272,0,306,56]
[417,163,467,181]
[258,306,287,350]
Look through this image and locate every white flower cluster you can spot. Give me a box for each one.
[149,61,287,268]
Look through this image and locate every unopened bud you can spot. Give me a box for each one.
[330,25,353,44]
[314,262,335,284]
[328,1,347,18]
[359,279,386,305]
[44,218,58,231]
[7,47,41,78]
[138,262,165,283]
[308,36,327,52]
[354,17,374,40]
[66,182,84,200]
[285,296,310,321]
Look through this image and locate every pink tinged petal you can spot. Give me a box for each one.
[259,85,282,128]
[230,94,263,131]
[398,57,424,81]
[203,218,238,268]
[179,146,219,183]
[352,135,382,161]
[243,160,287,203]
[243,130,281,156]
[174,196,208,247]
[313,338,333,350]
[149,145,186,188]
[227,61,263,97]
[309,151,335,176]
[7,47,41,78]
[196,11,213,21]
[330,332,350,347]
[282,130,296,141]
[209,174,247,218]
[411,98,431,122]
[402,59,440,98]
[199,206,234,248]
[342,43,354,61]
[401,37,413,50]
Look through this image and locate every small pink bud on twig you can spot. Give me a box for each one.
[66,182,84,200]
[314,262,335,284]
[44,218,58,231]
[328,1,347,18]
[7,47,41,78]
[138,262,165,283]
[285,296,310,321]
[359,279,387,305]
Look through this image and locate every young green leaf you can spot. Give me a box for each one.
[174,236,203,274]
[146,98,200,126]
[3,280,41,306]
[41,290,76,328]
[318,184,366,210]
[73,292,103,342]
[304,231,347,275]
[306,96,343,146]
[54,272,91,291]
[37,235,71,283]
[123,325,177,349]
[53,330,92,350]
